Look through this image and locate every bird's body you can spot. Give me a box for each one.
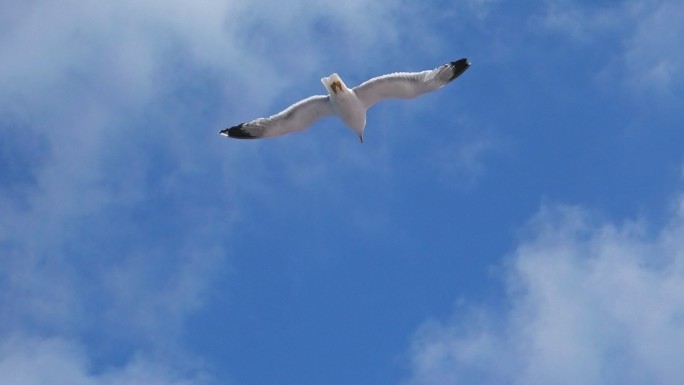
[322,73,367,141]
[219,58,470,142]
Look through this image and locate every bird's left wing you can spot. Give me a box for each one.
[220,95,334,139]
[353,58,470,109]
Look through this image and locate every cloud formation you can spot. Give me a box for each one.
[533,0,684,95]
[408,198,684,385]
[622,1,684,95]
[0,0,463,383]
[0,336,202,385]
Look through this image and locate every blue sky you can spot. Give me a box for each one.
[1,0,683,384]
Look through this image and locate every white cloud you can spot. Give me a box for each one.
[0,336,205,385]
[533,1,624,42]
[533,0,684,96]
[0,0,460,382]
[622,1,684,95]
[407,199,684,385]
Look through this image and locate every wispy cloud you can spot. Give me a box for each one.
[0,336,205,385]
[532,1,624,42]
[407,197,684,385]
[0,0,466,383]
[428,117,501,191]
[531,0,684,97]
[622,1,684,95]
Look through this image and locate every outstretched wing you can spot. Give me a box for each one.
[352,58,470,109]
[220,95,334,139]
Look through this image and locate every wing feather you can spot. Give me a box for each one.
[353,58,470,109]
[220,95,334,139]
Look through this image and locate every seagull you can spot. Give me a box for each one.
[219,58,470,143]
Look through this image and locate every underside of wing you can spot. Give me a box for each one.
[220,95,334,139]
[353,58,470,109]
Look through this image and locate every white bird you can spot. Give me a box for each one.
[219,58,470,143]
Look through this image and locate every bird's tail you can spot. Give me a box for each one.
[321,73,344,94]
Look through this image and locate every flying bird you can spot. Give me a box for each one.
[219,58,470,143]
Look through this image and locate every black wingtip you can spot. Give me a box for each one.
[218,123,259,139]
[448,58,471,82]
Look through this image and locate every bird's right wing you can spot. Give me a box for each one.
[220,95,334,139]
[352,58,470,109]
